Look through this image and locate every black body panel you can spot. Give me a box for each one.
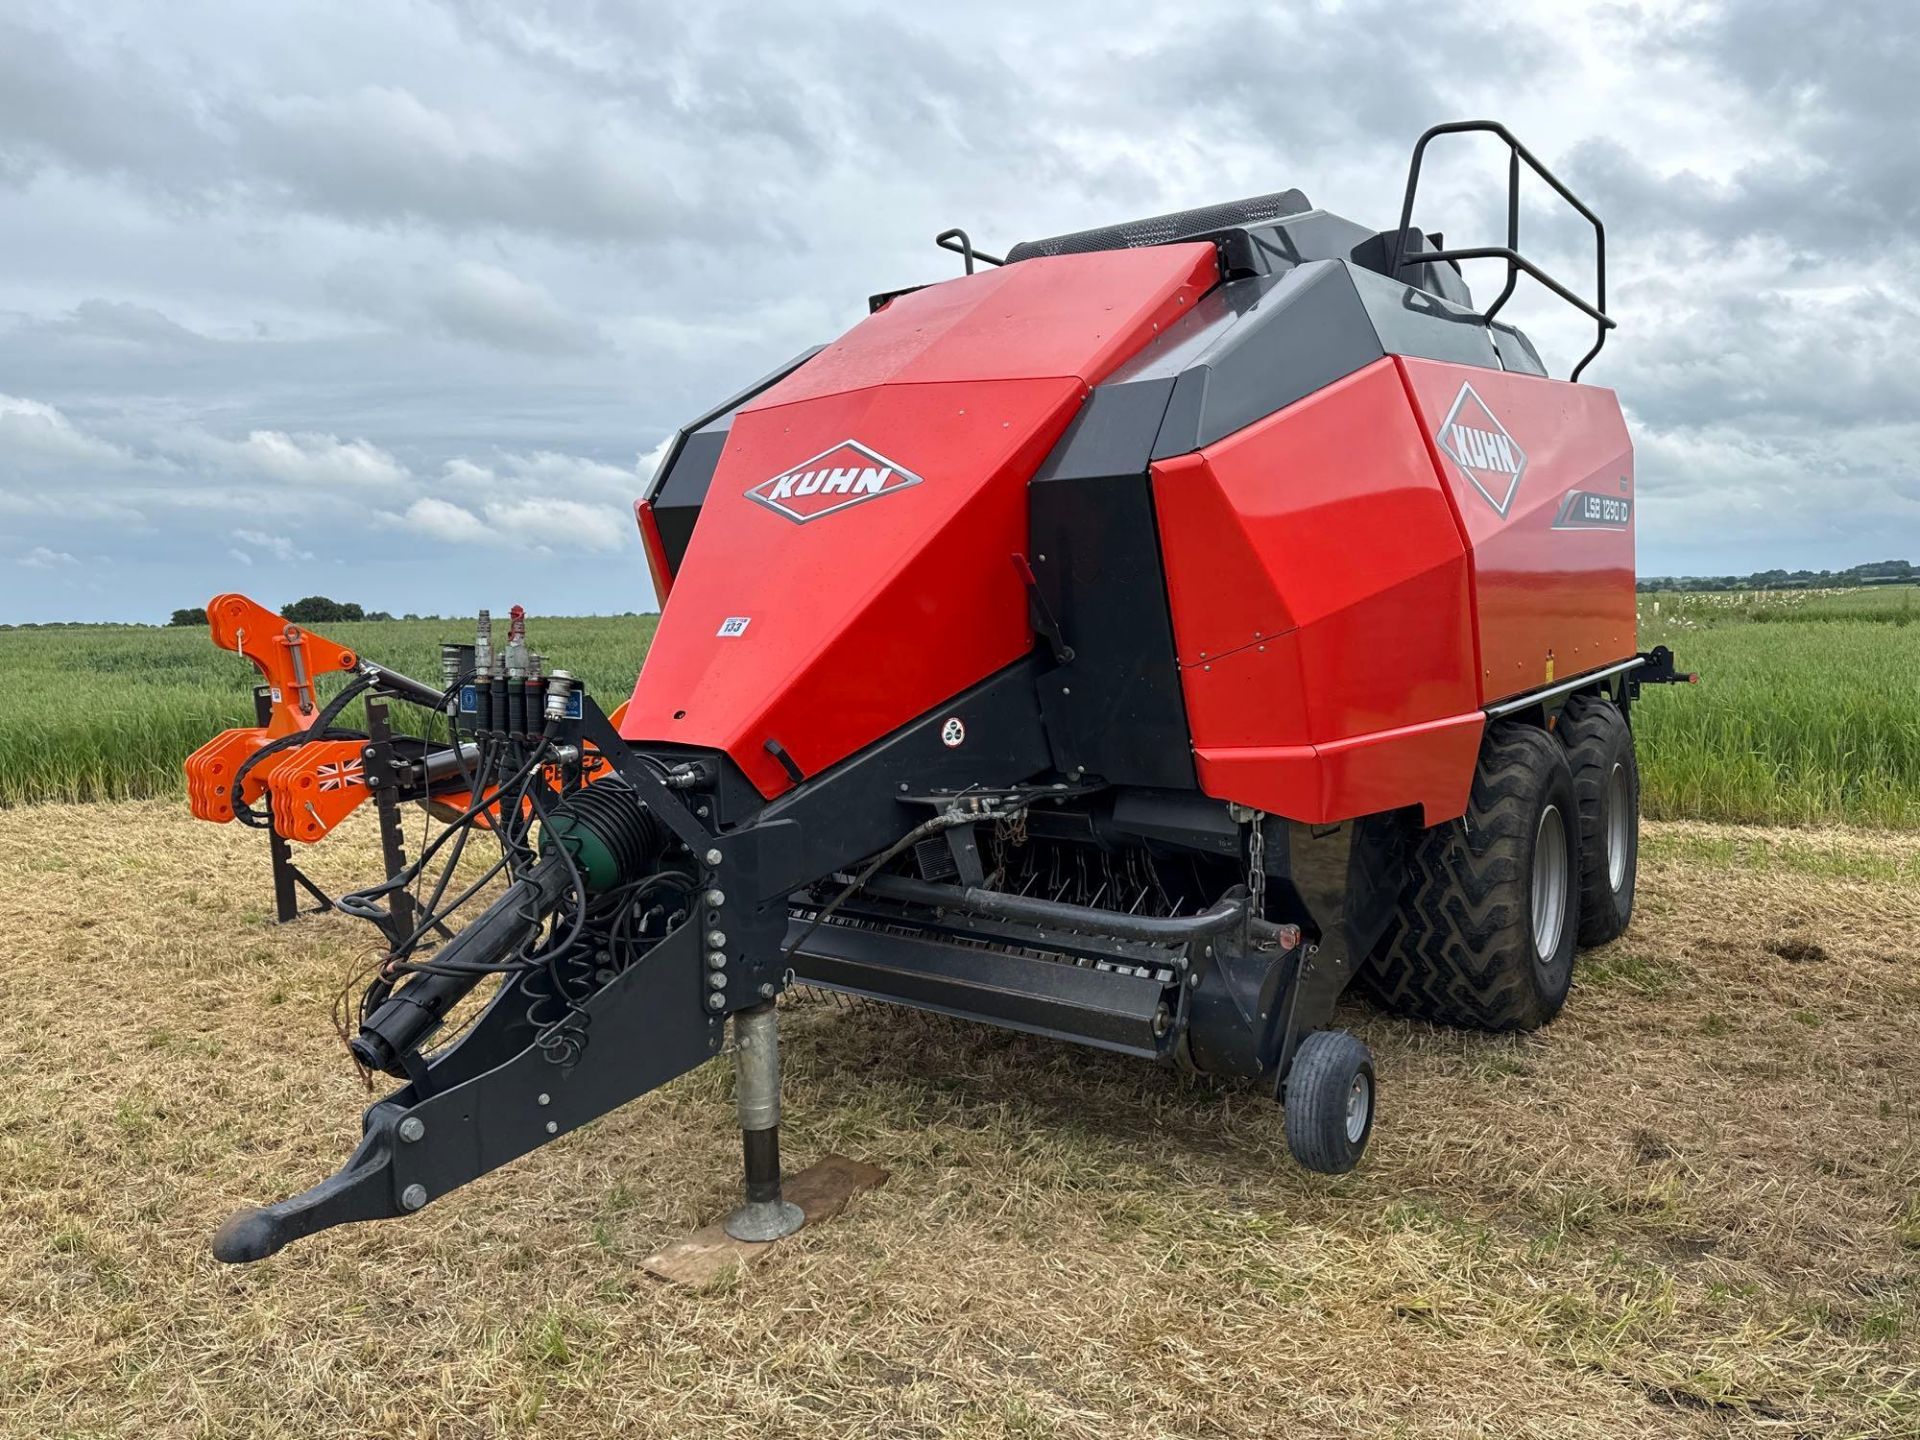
[1349,226,1474,310]
[651,427,725,566]
[1490,322,1548,376]
[1345,263,1508,372]
[1139,262,1388,457]
[1028,379,1196,791]
[1008,188,1312,262]
[1085,256,1526,462]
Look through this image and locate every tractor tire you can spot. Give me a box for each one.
[1284,1029,1375,1174]
[1361,724,1581,1032]
[1558,694,1638,947]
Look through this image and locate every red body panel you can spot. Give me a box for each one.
[1396,357,1636,702]
[633,498,675,604]
[1159,353,1634,824]
[1154,359,1485,824]
[622,244,1218,796]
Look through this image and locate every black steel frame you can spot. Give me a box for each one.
[1390,119,1616,382]
[216,658,1377,1257]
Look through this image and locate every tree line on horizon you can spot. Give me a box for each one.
[166,596,396,627]
[1636,559,1914,593]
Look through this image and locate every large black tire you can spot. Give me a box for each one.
[1360,724,1581,1032]
[1558,694,1638,947]
[1284,1029,1375,1174]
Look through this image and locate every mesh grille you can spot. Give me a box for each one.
[1006,188,1311,262]
[912,836,960,882]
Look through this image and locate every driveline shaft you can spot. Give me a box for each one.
[350,782,667,1074]
[351,862,572,1074]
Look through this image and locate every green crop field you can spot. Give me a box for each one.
[1633,585,1920,828]
[0,589,1915,826]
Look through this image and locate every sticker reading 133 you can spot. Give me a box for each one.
[717,616,751,637]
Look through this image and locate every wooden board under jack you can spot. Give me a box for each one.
[642,1153,889,1287]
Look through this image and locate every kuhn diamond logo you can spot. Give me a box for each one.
[744,440,922,523]
[1436,382,1527,517]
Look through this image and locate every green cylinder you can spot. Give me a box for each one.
[537,810,623,894]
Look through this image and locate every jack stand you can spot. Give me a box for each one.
[723,1002,805,1242]
[643,1001,888,1286]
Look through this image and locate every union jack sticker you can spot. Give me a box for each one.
[316,758,364,792]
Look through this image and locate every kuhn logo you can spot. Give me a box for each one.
[744,440,922,523]
[1436,383,1528,517]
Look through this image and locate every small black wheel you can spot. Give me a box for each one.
[1284,1029,1376,1174]
[1558,694,1638,946]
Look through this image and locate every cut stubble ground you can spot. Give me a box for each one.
[0,804,1916,1438]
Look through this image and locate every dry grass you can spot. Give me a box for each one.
[1,805,1917,1438]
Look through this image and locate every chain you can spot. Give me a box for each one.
[1226,802,1268,920]
[1246,809,1267,921]
[991,808,1027,879]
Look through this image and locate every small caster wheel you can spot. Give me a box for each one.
[1284,1029,1375,1174]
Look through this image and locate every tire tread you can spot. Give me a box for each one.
[1559,693,1637,946]
[1359,724,1574,1032]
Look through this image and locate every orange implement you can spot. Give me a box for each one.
[265,740,370,843]
[185,592,612,842]
[184,594,361,823]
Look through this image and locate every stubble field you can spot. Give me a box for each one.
[0,805,1915,1437]
[0,588,1915,1436]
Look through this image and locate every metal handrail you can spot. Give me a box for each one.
[1390,120,1616,382]
[935,228,1004,275]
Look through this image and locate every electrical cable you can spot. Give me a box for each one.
[336,730,554,923]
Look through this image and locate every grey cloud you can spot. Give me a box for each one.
[384,493,628,553]
[1136,0,1557,158]
[325,258,604,356]
[237,85,701,244]
[1576,0,1920,259]
[232,529,314,563]
[0,392,138,468]
[16,544,79,568]
[0,0,1913,621]
[41,300,214,350]
[160,428,412,490]
[0,18,214,192]
[421,263,602,356]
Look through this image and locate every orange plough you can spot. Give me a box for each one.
[183,594,361,824]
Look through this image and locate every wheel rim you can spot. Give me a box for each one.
[1345,1072,1371,1144]
[1532,804,1569,961]
[1605,761,1630,892]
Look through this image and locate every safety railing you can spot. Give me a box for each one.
[1390,120,1616,381]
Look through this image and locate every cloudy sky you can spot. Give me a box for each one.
[1,0,1914,623]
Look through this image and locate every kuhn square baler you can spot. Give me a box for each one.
[189,123,1691,1262]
